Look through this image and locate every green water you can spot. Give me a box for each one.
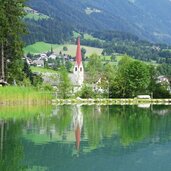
[1,105,171,171]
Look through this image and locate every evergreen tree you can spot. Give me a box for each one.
[0,0,26,84]
[81,48,86,61]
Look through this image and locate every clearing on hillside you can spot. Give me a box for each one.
[24,42,103,56]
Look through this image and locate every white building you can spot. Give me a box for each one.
[156,75,170,92]
[48,54,57,60]
[32,59,44,67]
[70,37,84,92]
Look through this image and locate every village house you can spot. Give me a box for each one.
[32,59,44,67]
[40,53,48,60]
[48,54,57,60]
[93,77,109,94]
[25,57,33,65]
[157,75,171,92]
[157,75,170,85]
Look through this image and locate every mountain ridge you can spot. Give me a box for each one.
[26,0,171,44]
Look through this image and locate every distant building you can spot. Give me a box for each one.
[157,75,170,92]
[48,54,57,60]
[157,75,170,85]
[32,59,44,67]
[137,95,151,99]
[93,77,108,93]
[25,57,33,65]
[70,37,84,92]
[40,53,48,60]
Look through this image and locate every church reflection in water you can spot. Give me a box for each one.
[73,105,83,152]
[1,105,171,170]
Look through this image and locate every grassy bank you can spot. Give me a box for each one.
[0,86,52,105]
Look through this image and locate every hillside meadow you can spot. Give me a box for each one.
[24,42,103,56]
[30,66,58,74]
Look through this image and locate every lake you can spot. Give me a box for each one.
[1,105,171,171]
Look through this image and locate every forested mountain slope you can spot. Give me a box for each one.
[26,0,171,44]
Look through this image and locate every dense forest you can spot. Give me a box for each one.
[23,18,73,45]
[27,0,171,44]
[81,31,171,64]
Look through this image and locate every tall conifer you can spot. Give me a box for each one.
[0,0,26,83]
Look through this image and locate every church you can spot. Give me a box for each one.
[70,37,84,92]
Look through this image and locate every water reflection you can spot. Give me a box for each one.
[1,105,171,170]
[0,120,24,171]
[0,120,5,159]
[73,105,83,152]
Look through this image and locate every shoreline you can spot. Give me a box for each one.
[1,98,171,106]
[52,98,171,105]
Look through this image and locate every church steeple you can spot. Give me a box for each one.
[75,37,82,67]
[73,37,84,89]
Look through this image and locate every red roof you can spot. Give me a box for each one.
[76,37,82,67]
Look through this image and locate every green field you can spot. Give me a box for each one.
[24,42,60,54]
[25,13,49,20]
[84,33,98,40]
[73,31,104,42]
[73,31,81,38]
[31,66,58,74]
[24,7,49,20]
[84,33,105,42]
[24,42,103,56]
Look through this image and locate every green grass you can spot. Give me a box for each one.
[31,66,58,74]
[84,33,104,42]
[73,31,81,38]
[73,32,104,42]
[100,55,111,60]
[0,86,52,105]
[24,7,49,21]
[24,42,61,54]
[63,44,103,56]
[25,13,49,20]
[84,33,97,40]
[24,42,103,56]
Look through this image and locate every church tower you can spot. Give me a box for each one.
[73,37,84,87]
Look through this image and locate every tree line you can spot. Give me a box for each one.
[23,18,73,45]
[80,31,171,65]
[77,54,171,99]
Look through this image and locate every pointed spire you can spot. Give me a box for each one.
[75,125,81,151]
[76,37,82,67]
